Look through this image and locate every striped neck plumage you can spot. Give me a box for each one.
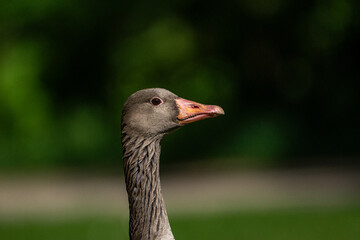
[122,129,175,240]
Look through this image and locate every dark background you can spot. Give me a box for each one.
[0,0,359,170]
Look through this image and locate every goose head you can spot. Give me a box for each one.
[122,88,224,137]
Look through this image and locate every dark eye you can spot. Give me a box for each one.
[150,97,163,106]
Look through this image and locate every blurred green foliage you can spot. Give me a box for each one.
[0,0,359,169]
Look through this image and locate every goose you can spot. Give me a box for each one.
[121,88,224,240]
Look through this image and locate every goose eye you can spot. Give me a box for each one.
[150,97,163,106]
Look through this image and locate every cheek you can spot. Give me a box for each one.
[157,109,177,123]
[126,112,148,130]
[160,102,179,120]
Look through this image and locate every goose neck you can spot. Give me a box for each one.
[122,134,174,240]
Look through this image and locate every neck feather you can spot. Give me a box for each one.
[122,128,174,240]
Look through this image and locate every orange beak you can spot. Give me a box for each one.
[175,98,225,124]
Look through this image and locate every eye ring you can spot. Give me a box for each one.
[150,97,163,106]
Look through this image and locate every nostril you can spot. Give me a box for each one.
[191,105,200,109]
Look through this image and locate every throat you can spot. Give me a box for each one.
[122,134,174,240]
